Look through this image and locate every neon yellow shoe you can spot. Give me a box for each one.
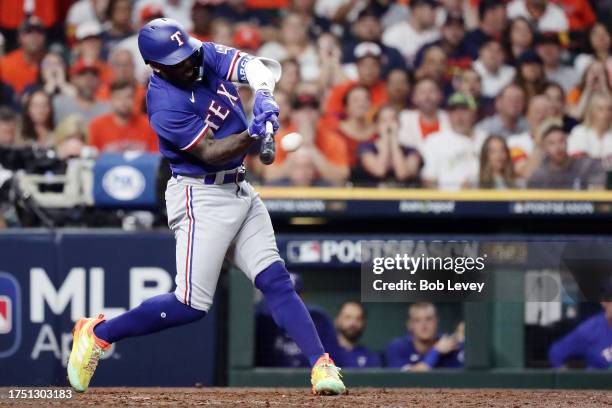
[311,353,347,395]
[67,314,110,392]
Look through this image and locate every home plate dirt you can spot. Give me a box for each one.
[0,387,610,407]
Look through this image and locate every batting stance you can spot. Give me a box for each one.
[67,18,346,396]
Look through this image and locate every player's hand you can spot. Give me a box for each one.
[434,334,460,354]
[253,90,280,118]
[248,112,279,139]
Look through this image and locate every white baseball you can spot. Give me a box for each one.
[280,132,303,152]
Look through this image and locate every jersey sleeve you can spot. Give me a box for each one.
[149,110,209,152]
[548,325,587,368]
[202,42,255,84]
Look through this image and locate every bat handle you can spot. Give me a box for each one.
[259,121,276,165]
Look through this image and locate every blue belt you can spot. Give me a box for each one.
[172,168,246,185]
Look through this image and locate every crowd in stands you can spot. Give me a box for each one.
[0,0,611,191]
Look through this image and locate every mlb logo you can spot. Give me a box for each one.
[0,272,20,358]
[287,241,321,263]
[0,296,11,334]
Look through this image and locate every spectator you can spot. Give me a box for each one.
[190,0,214,42]
[549,302,612,369]
[504,17,535,66]
[314,0,369,25]
[257,13,319,82]
[528,121,605,189]
[453,67,491,119]
[0,107,18,146]
[0,80,19,112]
[385,303,464,370]
[568,61,612,120]
[97,48,146,114]
[508,94,553,178]
[24,52,76,98]
[317,33,349,97]
[515,50,547,101]
[358,106,422,186]
[326,86,375,178]
[0,16,46,95]
[232,24,261,54]
[101,0,134,55]
[264,92,349,186]
[554,0,596,34]
[544,82,578,133]
[472,39,516,99]
[211,18,233,47]
[20,89,55,147]
[324,42,387,119]
[334,301,381,368]
[573,23,612,86]
[414,46,451,97]
[54,114,89,160]
[382,0,440,66]
[134,0,194,31]
[476,83,528,139]
[479,134,517,189]
[535,32,578,93]
[421,92,484,190]
[289,0,330,40]
[277,58,301,99]
[506,0,569,33]
[72,21,113,85]
[415,14,472,78]
[398,77,450,150]
[385,69,411,113]
[88,80,157,153]
[465,0,507,59]
[568,92,612,163]
[66,0,109,41]
[53,60,110,125]
[343,7,407,78]
[115,4,164,85]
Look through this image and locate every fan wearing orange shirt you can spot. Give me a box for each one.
[97,48,146,114]
[323,42,388,120]
[0,16,46,95]
[88,80,157,153]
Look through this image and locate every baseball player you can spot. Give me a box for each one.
[67,18,346,396]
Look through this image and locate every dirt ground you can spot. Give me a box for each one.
[0,387,611,407]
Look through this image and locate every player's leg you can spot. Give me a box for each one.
[230,185,346,395]
[68,179,247,391]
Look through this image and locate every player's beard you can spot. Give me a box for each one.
[338,326,364,343]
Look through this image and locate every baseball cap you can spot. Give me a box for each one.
[292,93,320,110]
[517,49,543,65]
[140,4,164,24]
[70,59,101,77]
[447,92,477,111]
[75,21,103,41]
[19,15,45,33]
[411,0,438,9]
[233,26,261,51]
[354,42,382,60]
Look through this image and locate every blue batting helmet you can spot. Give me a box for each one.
[138,18,202,66]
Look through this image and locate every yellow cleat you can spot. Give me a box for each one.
[67,314,110,392]
[311,353,347,396]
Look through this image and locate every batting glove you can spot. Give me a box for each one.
[253,90,280,118]
[248,112,279,139]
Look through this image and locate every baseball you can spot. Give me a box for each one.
[281,132,303,152]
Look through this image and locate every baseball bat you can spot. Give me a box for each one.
[259,121,275,165]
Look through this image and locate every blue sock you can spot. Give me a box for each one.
[255,261,325,366]
[93,293,206,344]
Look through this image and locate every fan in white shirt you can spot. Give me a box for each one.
[506,0,569,33]
[472,40,516,98]
[568,92,612,164]
[382,0,440,66]
[421,93,487,190]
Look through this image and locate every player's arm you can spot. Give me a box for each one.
[548,327,585,368]
[188,128,253,165]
